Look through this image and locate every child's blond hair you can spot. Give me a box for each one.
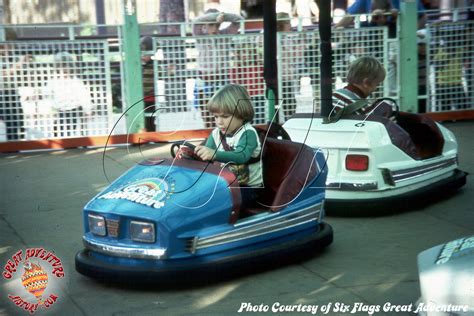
[207,84,255,122]
[347,56,386,85]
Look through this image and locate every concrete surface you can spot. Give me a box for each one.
[0,121,473,316]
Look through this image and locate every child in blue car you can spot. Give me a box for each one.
[195,84,263,204]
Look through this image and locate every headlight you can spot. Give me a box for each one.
[130,221,155,243]
[88,214,106,236]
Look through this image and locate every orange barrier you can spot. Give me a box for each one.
[423,110,474,122]
[0,129,211,153]
[1,112,472,153]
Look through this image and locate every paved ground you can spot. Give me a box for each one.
[0,121,473,316]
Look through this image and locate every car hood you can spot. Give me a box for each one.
[85,159,237,225]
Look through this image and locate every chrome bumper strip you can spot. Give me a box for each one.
[83,236,166,259]
[188,204,322,253]
[326,182,378,191]
[390,157,457,183]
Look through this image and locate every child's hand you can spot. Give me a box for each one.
[216,13,225,24]
[195,145,215,161]
[390,9,398,19]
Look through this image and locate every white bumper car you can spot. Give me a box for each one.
[283,103,467,215]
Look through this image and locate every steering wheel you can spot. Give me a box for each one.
[170,141,203,161]
[369,97,399,120]
[256,122,291,142]
[266,121,291,140]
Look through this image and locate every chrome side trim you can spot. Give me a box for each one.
[326,182,378,191]
[83,236,166,259]
[188,204,322,253]
[390,157,457,183]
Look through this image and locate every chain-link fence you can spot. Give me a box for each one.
[148,27,389,131]
[148,33,266,131]
[0,40,112,141]
[425,20,473,112]
[1,13,473,142]
[277,27,389,120]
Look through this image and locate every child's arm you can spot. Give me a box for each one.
[195,130,259,163]
[214,130,259,164]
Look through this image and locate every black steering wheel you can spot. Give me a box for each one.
[369,97,399,120]
[170,141,203,161]
[256,121,292,142]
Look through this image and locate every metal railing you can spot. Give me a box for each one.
[0,40,113,141]
[147,26,389,131]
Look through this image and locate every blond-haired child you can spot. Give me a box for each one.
[330,56,387,120]
[195,84,263,190]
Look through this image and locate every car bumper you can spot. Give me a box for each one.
[325,169,467,216]
[75,222,333,284]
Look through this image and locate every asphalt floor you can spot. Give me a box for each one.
[0,121,473,316]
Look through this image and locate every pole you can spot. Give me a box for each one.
[121,0,144,133]
[316,0,332,117]
[0,0,5,41]
[399,0,418,112]
[95,0,106,35]
[263,0,277,122]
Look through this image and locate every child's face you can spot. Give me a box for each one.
[362,78,383,96]
[213,112,244,135]
[280,21,291,32]
[203,23,219,35]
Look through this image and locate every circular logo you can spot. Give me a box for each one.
[2,248,65,314]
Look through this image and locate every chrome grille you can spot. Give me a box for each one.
[106,219,120,238]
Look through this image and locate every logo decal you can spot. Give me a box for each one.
[2,248,65,314]
[436,236,474,264]
[98,177,175,209]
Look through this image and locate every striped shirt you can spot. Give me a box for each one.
[330,84,371,120]
[206,123,263,186]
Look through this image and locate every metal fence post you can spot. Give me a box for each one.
[0,0,5,41]
[263,0,277,122]
[122,0,144,133]
[399,0,418,112]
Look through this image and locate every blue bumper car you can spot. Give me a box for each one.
[75,136,333,282]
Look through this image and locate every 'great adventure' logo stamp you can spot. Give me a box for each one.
[2,248,65,314]
[98,177,176,209]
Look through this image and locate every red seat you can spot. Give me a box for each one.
[248,138,318,213]
[396,113,444,159]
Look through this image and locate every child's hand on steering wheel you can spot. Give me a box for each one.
[194,145,215,161]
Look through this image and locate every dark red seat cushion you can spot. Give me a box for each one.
[257,138,317,212]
